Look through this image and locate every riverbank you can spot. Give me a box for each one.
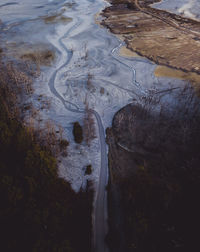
[106,86,200,251]
[100,1,200,251]
[101,0,200,80]
[0,58,93,252]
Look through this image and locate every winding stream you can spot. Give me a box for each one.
[45,2,150,251]
[46,11,145,252]
[0,0,185,251]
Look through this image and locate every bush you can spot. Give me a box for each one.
[59,139,69,150]
[85,165,92,175]
[73,122,83,143]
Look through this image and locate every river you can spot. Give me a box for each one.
[0,0,187,251]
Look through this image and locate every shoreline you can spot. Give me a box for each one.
[100,0,200,80]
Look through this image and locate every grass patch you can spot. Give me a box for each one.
[20,49,55,66]
[43,14,72,24]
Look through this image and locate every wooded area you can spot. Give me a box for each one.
[0,61,92,252]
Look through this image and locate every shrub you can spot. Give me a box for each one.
[59,139,69,150]
[73,122,83,143]
[85,165,92,175]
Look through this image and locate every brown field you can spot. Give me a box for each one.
[101,0,200,79]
